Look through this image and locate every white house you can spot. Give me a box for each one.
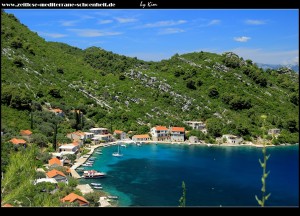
[170,127,185,142]
[33,178,58,185]
[113,130,126,140]
[93,134,112,142]
[132,134,151,142]
[59,144,79,154]
[67,131,85,142]
[222,134,243,145]
[89,128,108,135]
[150,126,169,141]
[184,121,206,130]
[189,136,199,143]
[268,128,280,137]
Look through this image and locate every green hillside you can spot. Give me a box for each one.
[1,10,299,144]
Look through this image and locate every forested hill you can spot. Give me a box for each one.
[1,10,299,144]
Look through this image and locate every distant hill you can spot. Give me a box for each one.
[257,63,299,73]
[1,11,299,144]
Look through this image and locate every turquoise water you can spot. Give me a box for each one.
[79,144,299,207]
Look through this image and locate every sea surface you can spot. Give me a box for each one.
[79,143,299,207]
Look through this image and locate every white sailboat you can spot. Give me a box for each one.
[112,144,123,157]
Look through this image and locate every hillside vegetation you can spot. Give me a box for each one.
[1,10,299,145]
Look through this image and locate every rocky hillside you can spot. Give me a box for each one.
[1,10,299,144]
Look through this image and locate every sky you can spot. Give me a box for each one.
[5,9,299,65]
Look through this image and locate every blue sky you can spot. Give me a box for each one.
[5,9,299,65]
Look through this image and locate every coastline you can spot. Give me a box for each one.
[72,140,298,207]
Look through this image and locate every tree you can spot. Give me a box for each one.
[119,74,126,80]
[186,80,196,90]
[1,146,37,206]
[31,133,48,148]
[52,123,58,151]
[208,86,219,99]
[179,181,186,207]
[206,118,223,138]
[48,88,62,98]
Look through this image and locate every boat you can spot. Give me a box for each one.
[93,186,103,189]
[112,144,123,157]
[107,196,119,200]
[91,183,102,186]
[95,152,103,155]
[82,170,106,179]
[137,143,142,146]
[76,168,85,171]
[121,144,126,147]
[82,164,93,167]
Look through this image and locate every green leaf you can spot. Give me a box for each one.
[255,195,263,206]
[265,193,271,201]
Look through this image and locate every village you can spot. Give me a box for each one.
[2,106,282,207]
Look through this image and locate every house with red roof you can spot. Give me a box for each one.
[50,108,64,117]
[61,193,89,206]
[113,130,126,140]
[46,169,67,183]
[150,126,170,141]
[48,157,63,167]
[20,129,32,141]
[170,127,185,142]
[9,138,27,147]
[132,134,150,142]
[2,203,13,207]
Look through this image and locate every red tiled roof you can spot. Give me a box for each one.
[49,158,62,166]
[72,140,80,146]
[46,169,66,178]
[9,138,27,145]
[61,193,89,204]
[171,127,185,132]
[64,166,71,173]
[114,130,123,134]
[155,126,168,131]
[52,108,63,113]
[3,203,13,207]
[20,129,32,136]
[133,134,150,139]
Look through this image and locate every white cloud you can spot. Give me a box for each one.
[143,20,187,28]
[115,17,138,23]
[207,19,221,26]
[98,20,113,24]
[38,32,67,38]
[158,28,185,35]
[60,20,78,27]
[229,47,299,65]
[234,36,251,42]
[245,19,266,25]
[68,29,122,37]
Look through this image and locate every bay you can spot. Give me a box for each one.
[79,143,299,207]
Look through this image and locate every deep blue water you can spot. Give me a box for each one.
[79,144,299,207]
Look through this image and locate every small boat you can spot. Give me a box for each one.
[121,144,126,147]
[95,152,103,155]
[93,186,103,189]
[76,168,85,171]
[107,196,119,200]
[112,144,123,157]
[91,183,102,186]
[82,164,93,167]
[82,170,106,179]
[137,143,141,146]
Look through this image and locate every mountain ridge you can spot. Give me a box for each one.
[1,11,299,144]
